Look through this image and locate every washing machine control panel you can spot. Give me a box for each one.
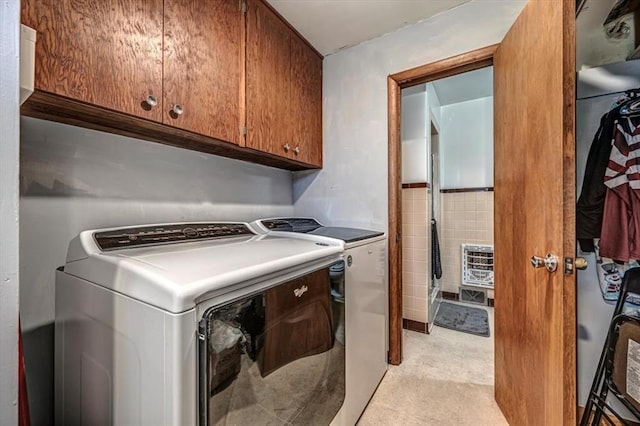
[94,223,253,251]
[261,218,322,233]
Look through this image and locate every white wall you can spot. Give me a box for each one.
[0,1,20,425]
[440,96,494,189]
[401,90,427,183]
[292,0,525,230]
[401,84,442,185]
[20,117,294,423]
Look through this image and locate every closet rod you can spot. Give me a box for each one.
[578,89,640,102]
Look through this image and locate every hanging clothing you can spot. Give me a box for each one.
[431,219,442,280]
[599,116,640,262]
[577,106,622,252]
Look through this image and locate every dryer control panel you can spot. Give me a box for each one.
[94,223,253,251]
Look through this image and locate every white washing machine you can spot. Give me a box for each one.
[55,222,347,426]
[250,218,388,426]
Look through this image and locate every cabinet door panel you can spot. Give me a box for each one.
[21,0,163,121]
[163,0,243,144]
[290,35,323,167]
[246,0,291,158]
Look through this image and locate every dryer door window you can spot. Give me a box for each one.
[198,265,345,425]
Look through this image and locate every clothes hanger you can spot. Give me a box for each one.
[619,97,640,116]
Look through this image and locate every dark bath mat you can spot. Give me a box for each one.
[434,302,490,337]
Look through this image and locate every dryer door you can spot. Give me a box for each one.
[198,266,345,426]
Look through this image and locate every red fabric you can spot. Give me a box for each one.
[599,188,638,261]
[600,117,640,261]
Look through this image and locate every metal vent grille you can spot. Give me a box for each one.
[461,244,494,288]
[459,287,488,305]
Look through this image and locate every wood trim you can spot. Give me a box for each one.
[388,75,402,366]
[22,90,319,171]
[403,318,428,334]
[563,0,578,424]
[401,182,429,189]
[390,44,498,88]
[440,187,493,193]
[387,45,496,367]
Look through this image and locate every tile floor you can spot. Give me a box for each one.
[358,303,507,426]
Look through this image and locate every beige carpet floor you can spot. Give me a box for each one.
[358,302,508,426]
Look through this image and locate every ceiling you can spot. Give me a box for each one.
[402,66,493,106]
[432,66,493,105]
[267,0,470,56]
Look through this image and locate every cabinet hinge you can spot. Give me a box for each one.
[241,125,247,136]
[240,1,247,14]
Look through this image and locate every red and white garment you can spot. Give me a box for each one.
[600,116,640,261]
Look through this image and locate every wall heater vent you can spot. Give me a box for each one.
[461,244,494,288]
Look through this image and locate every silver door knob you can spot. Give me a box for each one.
[283,143,290,152]
[293,146,300,155]
[144,95,158,107]
[530,253,559,273]
[171,104,184,116]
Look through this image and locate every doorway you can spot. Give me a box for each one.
[387,45,497,365]
[387,5,577,419]
[399,67,494,336]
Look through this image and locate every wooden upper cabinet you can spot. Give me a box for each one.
[21,0,164,122]
[246,0,323,167]
[290,34,323,167]
[22,0,322,170]
[246,0,292,158]
[163,0,244,144]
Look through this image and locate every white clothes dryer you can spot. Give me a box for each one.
[55,222,346,426]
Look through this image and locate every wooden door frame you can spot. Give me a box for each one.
[387,45,498,365]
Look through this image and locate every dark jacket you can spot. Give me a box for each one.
[576,106,621,252]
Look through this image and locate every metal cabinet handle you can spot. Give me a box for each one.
[283,143,290,152]
[144,95,158,108]
[530,253,559,273]
[171,104,184,116]
[293,146,300,155]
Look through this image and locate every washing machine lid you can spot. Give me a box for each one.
[308,227,385,244]
[250,218,384,244]
[63,222,343,313]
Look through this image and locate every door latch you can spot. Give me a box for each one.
[563,256,588,275]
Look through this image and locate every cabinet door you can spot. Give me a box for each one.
[246,0,291,158]
[290,35,323,167]
[21,0,163,121]
[163,0,243,144]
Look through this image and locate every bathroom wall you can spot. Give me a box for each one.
[402,187,429,324]
[400,83,441,325]
[20,117,294,424]
[435,95,495,296]
[401,88,427,183]
[440,96,494,190]
[439,191,494,295]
